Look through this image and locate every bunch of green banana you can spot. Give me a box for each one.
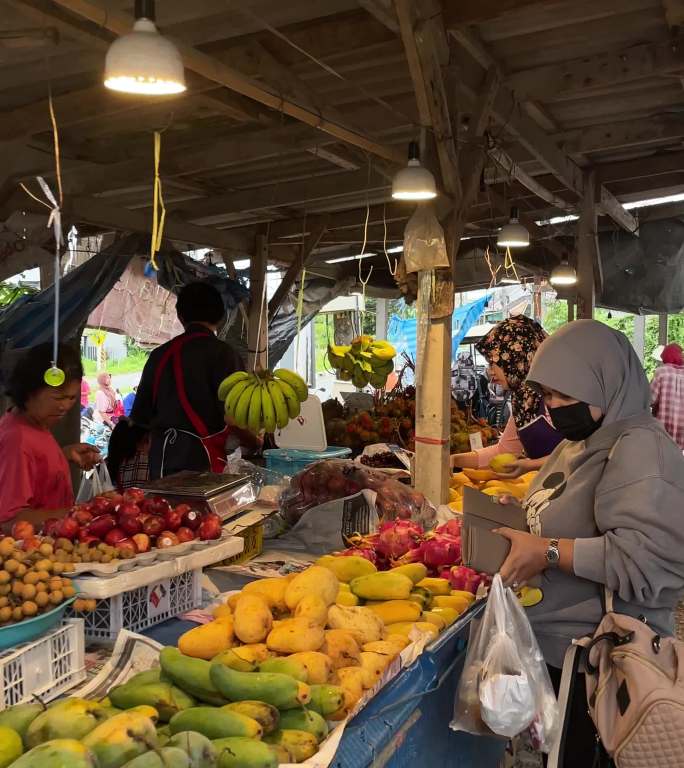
[327,335,396,390]
[217,369,308,434]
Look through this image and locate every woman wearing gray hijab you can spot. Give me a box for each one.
[495,320,684,766]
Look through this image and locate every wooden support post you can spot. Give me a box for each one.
[659,313,669,345]
[39,260,55,290]
[567,299,575,323]
[247,233,268,371]
[633,314,646,363]
[576,170,598,319]
[375,298,388,339]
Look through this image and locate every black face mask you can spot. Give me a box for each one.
[548,402,604,442]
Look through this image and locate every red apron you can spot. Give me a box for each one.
[152,331,229,475]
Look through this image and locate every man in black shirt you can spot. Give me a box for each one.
[132,282,245,478]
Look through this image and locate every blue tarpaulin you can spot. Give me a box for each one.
[387,294,489,364]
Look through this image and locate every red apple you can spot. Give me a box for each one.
[116,538,138,556]
[157,531,179,548]
[142,515,165,537]
[42,518,60,537]
[117,502,141,519]
[91,496,114,515]
[150,497,171,516]
[12,521,35,540]
[163,508,182,532]
[54,516,80,541]
[22,536,41,552]
[174,503,191,517]
[104,527,127,546]
[176,527,195,543]
[198,512,222,541]
[123,488,145,504]
[181,508,202,531]
[104,491,124,506]
[86,514,117,539]
[119,515,143,536]
[71,507,93,526]
[132,533,151,553]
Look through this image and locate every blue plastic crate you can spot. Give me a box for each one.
[263,446,351,476]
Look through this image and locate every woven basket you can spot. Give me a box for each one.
[676,600,684,641]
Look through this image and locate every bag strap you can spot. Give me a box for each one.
[547,642,584,768]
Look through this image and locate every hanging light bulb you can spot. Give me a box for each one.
[497,207,530,248]
[104,0,186,95]
[392,141,437,201]
[549,257,578,287]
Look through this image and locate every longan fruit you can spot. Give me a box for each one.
[48,578,63,592]
[11,582,23,597]
[14,564,27,578]
[0,597,8,609]
[35,592,49,609]
[34,559,52,573]
[0,571,10,585]
[11,606,22,621]
[21,584,37,600]
[35,582,47,594]
[23,571,40,585]
[73,598,85,612]
[85,599,97,611]
[49,590,63,605]
[22,601,37,617]
[38,543,53,557]
[55,539,73,552]
[4,560,19,574]
[0,606,12,622]
[62,586,75,599]
[10,551,25,563]
[101,554,112,563]
[0,539,15,557]
[0,585,10,597]
[36,570,50,582]
[52,562,64,575]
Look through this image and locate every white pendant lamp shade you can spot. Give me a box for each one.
[550,259,578,286]
[392,141,437,200]
[104,1,185,95]
[497,207,530,248]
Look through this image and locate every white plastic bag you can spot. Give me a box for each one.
[75,462,114,503]
[450,574,560,752]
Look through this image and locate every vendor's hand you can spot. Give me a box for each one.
[495,527,549,588]
[63,443,101,469]
[494,457,535,479]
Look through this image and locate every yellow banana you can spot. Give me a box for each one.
[369,341,395,361]
[267,380,289,429]
[217,371,249,401]
[261,384,276,433]
[224,377,252,417]
[274,369,308,403]
[247,383,263,434]
[276,379,300,418]
[233,382,256,428]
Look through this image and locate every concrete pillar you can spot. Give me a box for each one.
[633,314,646,363]
[375,298,388,339]
[659,314,669,345]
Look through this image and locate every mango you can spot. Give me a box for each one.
[0,703,43,746]
[232,645,271,665]
[489,453,517,473]
[294,594,328,625]
[315,555,377,582]
[121,747,190,768]
[241,579,289,614]
[389,563,428,584]
[223,702,279,735]
[263,730,317,762]
[226,594,241,613]
[178,618,234,661]
[209,664,311,710]
[306,685,344,717]
[123,669,165,687]
[266,618,325,654]
[462,468,497,482]
[211,649,256,673]
[277,710,328,744]
[156,725,171,747]
[211,605,232,620]
[166,731,216,768]
[320,629,361,669]
[361,640,402,657]
[331,666,364,714]
[407,587,432,609]
[420,611,447,630]
[367,600,422,625]
[258,657,309,682]
[169,707,261,741]
[432,595,471,613]
[284,566,338,610]
[9,739,96,768]
[0,725,23,768]
[212,737,276,768]
[415,578,451,596]
[335,590,360,607]
[233,595,273,645]
[384,621,439,641]
[450,590,476,604]
[26,699,109,748]
[109,683,195,723]
[427,607,459,626]
[350,572,413,601]
[326,605,383,644]
[159,648,228,707]
[81,708,159,768]
[358,652,392,690]
[450,471,475,486]
[265,744,291,764]
[285,652,333,685]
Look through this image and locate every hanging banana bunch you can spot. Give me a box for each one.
[217,368,309,433]
[327,334,395,389]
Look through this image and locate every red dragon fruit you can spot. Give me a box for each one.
[375,520,423,560]
[338,547,377,564]
[436,518,462,537]
[419,534,462,569]
[442,565,483,594]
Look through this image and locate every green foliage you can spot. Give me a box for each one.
[0,282,37,307]
[82,346,149,376]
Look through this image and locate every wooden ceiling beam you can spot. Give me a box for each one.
[49,0,405,165]
[598,184,640,234]
[357,0,399,33]
[560,114,684,155]
[442,0,553,26]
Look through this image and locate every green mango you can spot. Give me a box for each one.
[222,703,278,735]
[156,725,171,747]
[210,651,255,674]
[263,730,317,762]
[121,747,190,768]
[209,665,310,711]
[8,739,97,768]
[169,708,261,741]
[166,732,216,768]
[122,669,162,687]
[0,702,43,746]
[307,685,345,717]
[258,658,309,683]
[159,649,227,707]
[278,709,328,743]
[264,743,291,764]
[0,725,22,768]
[26,699,109,748]
[81,708,159,768]
[109,683,195,723]
[212,738,276,768]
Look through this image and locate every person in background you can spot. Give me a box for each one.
[94,372,117,428]
[80,377,90,414]
[106,418,150,490]
[651,342,684,450]
[113,389,125,420]
[123,386,137,418]
[0,343,100,526]
[450,316,564,475]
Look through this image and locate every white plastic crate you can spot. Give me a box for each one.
[0,620,86,709]
[72,569,202,643]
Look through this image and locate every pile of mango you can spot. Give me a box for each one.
[447,467,538,513]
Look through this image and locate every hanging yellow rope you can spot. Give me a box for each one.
[150,131,166,270]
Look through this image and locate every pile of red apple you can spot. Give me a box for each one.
[41,488,223,557]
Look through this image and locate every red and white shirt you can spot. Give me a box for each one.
[651,363,684,450]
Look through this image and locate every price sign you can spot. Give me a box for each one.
[147,579,171,620]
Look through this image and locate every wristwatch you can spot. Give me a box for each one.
[545,538,560,567]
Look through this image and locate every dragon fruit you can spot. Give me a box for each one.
[436,518,462,537]
[339,546,377,564]
[375,519,423,559]
[441,565,483,594]
[420,534,462,569]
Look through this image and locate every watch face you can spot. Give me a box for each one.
[546,547,560,564]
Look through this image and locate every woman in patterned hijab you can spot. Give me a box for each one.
[451,315,564,475]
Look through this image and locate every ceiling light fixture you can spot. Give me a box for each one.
[104,0,186,95]
[497,207,530,248]
[549,258,577,287]
[392,141,437,201]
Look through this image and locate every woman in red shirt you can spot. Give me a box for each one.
[0,343,100,527]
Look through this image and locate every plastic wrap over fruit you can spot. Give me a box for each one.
[279,459,436,528]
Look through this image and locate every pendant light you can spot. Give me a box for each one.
[104,0,186,96]
[392,141,437,200]
[549,258,577,287]
[497,207,529,248]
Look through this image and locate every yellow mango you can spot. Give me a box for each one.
[361,640,401,658]
[432,595,471,613]
[266,618,325,654]
[451,471,475,487]
[226,594,241,612]
[335,590,360,607]
[384,621,439,641]
[450,590,476,605]
[367,600,422,625]
[330,666,364,717]
[178,617,233,660]
[421,611,447,630]
[488,452,517,473]
[415,578,451,596]
[232,643,271,664]
[358,652,392,690]
[349,572,413,601]
[285,566,339,610]
[211,604,232,620]
[449,499,463,513]
[242,577,289,613]
[448,488,461,502]
[233,594,273,644]
[320,630,361,670]
[462,468,497,482]
[429,607,459,626]
[389,563,428,584]
[286,652,333,685]
[326,605,384,644]
[294,594,329,625]
[315,555,377,583]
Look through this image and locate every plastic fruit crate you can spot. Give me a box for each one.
[0,619,86,709]
[71,569,202,643]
